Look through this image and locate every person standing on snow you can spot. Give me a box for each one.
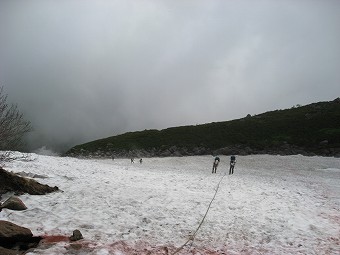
[229,155,236,175]
[212,156,220,173]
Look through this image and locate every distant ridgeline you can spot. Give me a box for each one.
[65,98,340,158]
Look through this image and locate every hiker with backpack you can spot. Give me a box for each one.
[229,155,236,175]
[212,156,220,173]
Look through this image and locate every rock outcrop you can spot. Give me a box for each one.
[0,167,58,196]
[70,230,83,241]
[0,246,19,255]
[0,196,27,211]
[66,142,340,159]
[0,220,42,251]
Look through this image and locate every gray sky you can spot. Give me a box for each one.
[0,0,339,153]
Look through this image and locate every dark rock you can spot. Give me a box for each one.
[244,147,253,154]
[319,140,329,146]
[179,147,190,156]
[214,147,232,155]
[0,246,20,255]
[0,168,58,196]
[0,196,27,211]
[0,221,32,242]
[0,221,42,251]
[168,146,177,153]
[172,151,182,157]
[238,150,248,156]
[160,149,171,157]
[69,230,83,241]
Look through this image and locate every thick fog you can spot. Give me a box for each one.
[0,0,339,153]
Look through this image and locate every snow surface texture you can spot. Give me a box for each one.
[1,154,339,254]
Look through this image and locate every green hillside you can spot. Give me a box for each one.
[65,98,340,157]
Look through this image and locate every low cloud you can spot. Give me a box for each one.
[0,0,339,152]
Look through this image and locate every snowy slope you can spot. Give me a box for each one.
[1,154,339,254]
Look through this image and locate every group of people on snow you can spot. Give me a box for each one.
[212,155,236,175]
[112,156,142,164]
[130,158,143,164]
[113,154,236,173]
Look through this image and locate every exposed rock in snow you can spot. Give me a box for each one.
[0,168,58,196]
[0,220,41,252]
[0,196,27,211]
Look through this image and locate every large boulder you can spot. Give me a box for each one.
[0,168,58,196]
[0,221,32,248]
[0,220,32,238]
[0,221,42,251]
[0,246,19,255]
[0,196,27,211]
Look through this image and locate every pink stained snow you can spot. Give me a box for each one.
[1,153,339,255]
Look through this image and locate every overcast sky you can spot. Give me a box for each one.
[0,0,339,153]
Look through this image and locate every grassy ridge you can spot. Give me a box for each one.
[65,99,340,156]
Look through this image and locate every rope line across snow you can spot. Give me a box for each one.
[170,171,228,255]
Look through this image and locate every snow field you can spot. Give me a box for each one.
[1,154,339,254]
